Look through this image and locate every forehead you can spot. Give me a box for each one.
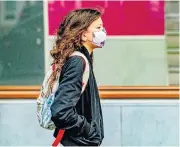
[89,17,103,27]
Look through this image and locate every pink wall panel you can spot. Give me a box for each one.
[48,1,164,36]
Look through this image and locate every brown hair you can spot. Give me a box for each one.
[48,8,102,93]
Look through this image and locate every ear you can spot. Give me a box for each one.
[81,31,87,42]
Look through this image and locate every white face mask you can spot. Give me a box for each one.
[92,28,107,47]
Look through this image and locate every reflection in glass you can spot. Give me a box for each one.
[0,1,44,85]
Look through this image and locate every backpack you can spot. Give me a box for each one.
[36,51,90,131]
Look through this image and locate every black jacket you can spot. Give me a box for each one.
[51,46,104,146]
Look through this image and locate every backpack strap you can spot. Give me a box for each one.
[70,51,90,94]
[52,130,65,147]
[52,51,90,146]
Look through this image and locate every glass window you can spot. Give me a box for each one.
[0,1,44,85]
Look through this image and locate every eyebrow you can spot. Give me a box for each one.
[97,24,103,26]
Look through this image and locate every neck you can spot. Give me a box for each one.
[82,44,93,55]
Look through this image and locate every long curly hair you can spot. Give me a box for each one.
[48,8,102,93]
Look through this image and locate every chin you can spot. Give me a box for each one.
[96,46,102,48]
[94,45,102,49]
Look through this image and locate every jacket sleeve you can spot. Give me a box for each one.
[51,56,91,137]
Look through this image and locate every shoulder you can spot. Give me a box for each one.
[67,55,84,66]
[63,55,85,72]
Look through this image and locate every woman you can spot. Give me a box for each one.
[50,8,107,146]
